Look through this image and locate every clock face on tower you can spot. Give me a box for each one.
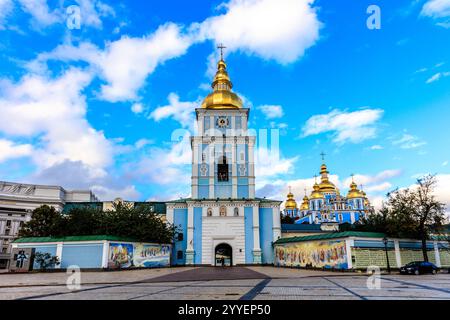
[216,116,229,128]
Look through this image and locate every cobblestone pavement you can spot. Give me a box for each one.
[1,267,450,300]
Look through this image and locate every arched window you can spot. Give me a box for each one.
[220,206,227,217]
[234,207,239,216]
[207,208,213,217]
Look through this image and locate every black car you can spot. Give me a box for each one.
[400,261,439,275]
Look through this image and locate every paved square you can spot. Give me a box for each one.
[1,267,449,300]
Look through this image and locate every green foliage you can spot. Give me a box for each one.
[351,175,446,261]
[19,205,62,237]
[20,202,176,244]
[34,252,60,270]
[281,213,295,224]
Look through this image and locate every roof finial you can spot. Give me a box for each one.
[217,43,226,61]
[314,174,318,183]
[351,173,355,182]
[320,151,326,162]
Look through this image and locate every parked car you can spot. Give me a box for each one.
[400,261,438,275]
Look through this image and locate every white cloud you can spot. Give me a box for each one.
[255,147,298,180]
[0,68,114,171]
[0,0,14,29]
[370,145,383,150]
[75,0,116,29]
[193,0,321,64]
[426,71,450,83]
[257,105,284,119]
[302,108,384,144]
[131,103,144,114]
[16,0,115,29]
[392,133,427,149]
[443,161,448,167]
[149,93,198,129]
[421,0,450,18]
[135,139,153,149]
[130,133,192,186]
[30,23,192,102]
[421,0,450,28]
[0,139,33,162]
[18,0,61,28]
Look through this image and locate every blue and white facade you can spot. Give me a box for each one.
[283,163,374,225]
[166,58,281,266]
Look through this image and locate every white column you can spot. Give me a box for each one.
[198,114,204,135]
[272,206,281,241]
[232,141,237,198]
[192,143,199,199]
[209,144,215,199]
[346,239,354,269]
[252,205,261,253]
[187,206,194,250]
[434,241,441,267]
[394,240,402,268]
[55,242,63,269]
[350,211,355,224]
[248,139,255,199]
[166,207,174,224]
[102,241,109,268]
[186,206,195,265]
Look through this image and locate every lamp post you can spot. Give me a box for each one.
[383,236,391,274]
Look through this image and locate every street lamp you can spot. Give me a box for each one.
[383,236,391,274]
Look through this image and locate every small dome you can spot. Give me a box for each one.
[347,180,364,199]
[201,59,243,110]
[285,193,298,210]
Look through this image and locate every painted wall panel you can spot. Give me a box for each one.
[275,240,348,269]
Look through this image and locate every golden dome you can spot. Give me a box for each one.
[285,190,298,210]
[201,59,243,110]
[318,163,338,193]
[300,194,309,210]
[347,180,363,199]
[310,183,324,199]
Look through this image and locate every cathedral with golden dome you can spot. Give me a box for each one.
[283,160,374,225]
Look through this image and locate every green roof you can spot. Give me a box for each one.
[274,231,386,245]
[13,235,139,243]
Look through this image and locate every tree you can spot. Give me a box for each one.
[353,175,446,262]
[33,252,60,271]
[19,205,62,237]
[281,213,295,224]
[19,203,177,244]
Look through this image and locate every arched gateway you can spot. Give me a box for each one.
[215,243,232,266]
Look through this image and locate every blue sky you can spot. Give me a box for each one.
[0,0,449,210]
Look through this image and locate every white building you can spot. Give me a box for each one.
[166,56,281,266]
[0,181,97,268]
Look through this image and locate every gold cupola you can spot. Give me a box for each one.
[201,58,243,110]
[285,187,298,210]
[318,163,338,193]
[310,181,325,199]
[347,178,363,199]
[300,192,309,210]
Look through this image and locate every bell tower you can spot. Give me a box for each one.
[191,50,255,200]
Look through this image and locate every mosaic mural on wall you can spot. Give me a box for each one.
[108,243,134,269]
[133,244,171,268]
[108,243,171,269]
[275,240,348,269]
